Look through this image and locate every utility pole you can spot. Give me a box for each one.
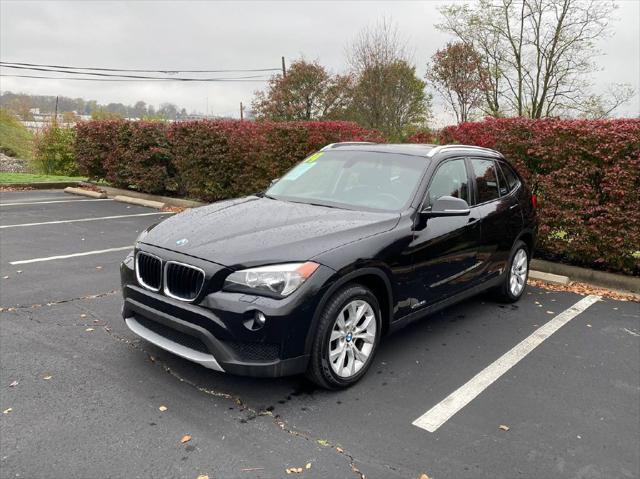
[240,101,244,121]
[281,56,286,77]
[54,95,59,124]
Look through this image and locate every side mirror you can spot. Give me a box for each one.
[270,178,279,186]
[421,196,470,218]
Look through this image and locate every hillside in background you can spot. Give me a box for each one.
[0,92,191,120]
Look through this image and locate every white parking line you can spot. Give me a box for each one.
[0,212,169,229]
[0,199,113,207]
[9,246,133,265]
[412,294,601,433]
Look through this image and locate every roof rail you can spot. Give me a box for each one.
[426,144,501,158]
[320,141,377,151]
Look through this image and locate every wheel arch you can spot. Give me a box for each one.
[516,229,535,256]
[303,267,394,355]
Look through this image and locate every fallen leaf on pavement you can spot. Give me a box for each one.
[336,447,344,453]
[285,467,303,474]
[9,380,18,387]
[305,463,311,470]
[159,405,168,412]
[96,266,103,270]
[85,328,95,332]
[419,474,431,479]
[587,324,592,328]
[499,424,510,431]
[180,434,192,444]
[528,278,639,302]
[80,314,87,318]
[43,375,52,380]
[196,475,209,479]
[317,439,330,447]
[2,276,9,279]
[3,408,12,414]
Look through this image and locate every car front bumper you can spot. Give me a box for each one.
[120,245,333,378]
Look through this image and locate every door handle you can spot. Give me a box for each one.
[468,217,479,224]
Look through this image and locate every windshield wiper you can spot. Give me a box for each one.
[287,199,345,210]
[256,192,278,200]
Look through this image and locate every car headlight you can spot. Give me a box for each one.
[224,262,319,297]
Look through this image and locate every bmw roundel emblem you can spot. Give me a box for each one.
[176,238,189,246]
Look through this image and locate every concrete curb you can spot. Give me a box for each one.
[531,258,640,294]
[113,195,165,209]
[82,182,205,208]
[529,270,570,285]
[1,181,82,189]
[64,186,107,199]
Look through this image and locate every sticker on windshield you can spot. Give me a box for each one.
[303,152,324,163]
[286,162,315,180]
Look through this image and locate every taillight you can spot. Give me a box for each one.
[531,194,538,209]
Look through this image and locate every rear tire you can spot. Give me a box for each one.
[495,240,529,303]
[306,284,382,389]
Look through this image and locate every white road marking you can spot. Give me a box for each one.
[0,199,113,207]
[9,246,133,265]
[412,294,602,432]
[0,212,169,229]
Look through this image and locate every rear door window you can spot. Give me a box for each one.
[498,162,520,192]
[470,158,500,204]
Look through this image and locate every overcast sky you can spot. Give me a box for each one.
[1,0,639,124]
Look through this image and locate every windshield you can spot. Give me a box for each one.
[266,150,427,212]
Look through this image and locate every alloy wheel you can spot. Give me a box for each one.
[509,248,528,297]
[328,299,377,378]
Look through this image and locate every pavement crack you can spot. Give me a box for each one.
[271,411,366,478]
[1,290,118,311]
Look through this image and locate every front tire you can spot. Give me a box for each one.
[306,284,381,389]
[495,240,529,302]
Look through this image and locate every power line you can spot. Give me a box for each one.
[0,64,271,81]
[0,74,269,83]
[0,61,281,74]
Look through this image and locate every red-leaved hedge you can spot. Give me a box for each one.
[75,117,639,275]
[414,118,640,275]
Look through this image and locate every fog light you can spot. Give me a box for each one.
[243,311,267,331]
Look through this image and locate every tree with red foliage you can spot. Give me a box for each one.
[251,59,353,121]
[427,42,486,123]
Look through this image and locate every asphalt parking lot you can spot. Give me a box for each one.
[1,189,638,479]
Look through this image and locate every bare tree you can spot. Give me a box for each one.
[576,84,637,119]
[439,0,625,118]
[427,42,486,123]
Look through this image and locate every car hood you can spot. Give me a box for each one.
[140,196,400,269]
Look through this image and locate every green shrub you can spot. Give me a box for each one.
[34,123,78,175]
[0,108,34,159]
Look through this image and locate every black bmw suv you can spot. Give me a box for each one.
[121,143,537,388]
